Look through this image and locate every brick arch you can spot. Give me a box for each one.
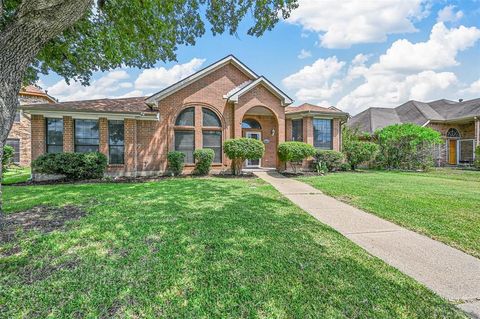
[169,102,227,128]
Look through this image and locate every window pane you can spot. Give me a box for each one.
[46,118,63,153]
[109,120,124,164]
[175,131,194,163]
[313,119,332,150]
[241,119,261,129]
[175,107,194,126]
[292,119,303,141]
[202,108,221,127]
[6,139,20,163]
[75,119,99,153]
[203,130,222,163]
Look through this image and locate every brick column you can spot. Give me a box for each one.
[99,118,109,157]
[332,119,340,151]
[303,117,313,146]
[124,119,136,174]
[63,116,74,152]
[31,115,45,161]
[285,119,292,141]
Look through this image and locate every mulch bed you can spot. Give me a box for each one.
[0,205,86,244]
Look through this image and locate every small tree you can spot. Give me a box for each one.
[167,151,185,176]
[2,145,14,171]
[342,127,378,170]
[474,146,480,169]
[278,141,316,173]
[193,149,215,175]
[376,124,442,170]
[224,138,265,175]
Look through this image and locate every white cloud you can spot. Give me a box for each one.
[437,5,463,23]
[460,78,480,96]
[376,22,480,71]
[297,49,312,59]
[135,58,205,89]
[48,70,133,101]
[282,57,345,101]
[287,0,429,48]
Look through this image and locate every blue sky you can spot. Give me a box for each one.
[40,0,480,115]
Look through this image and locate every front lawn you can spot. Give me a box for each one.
[1,178,464,317]
[299,169,480,258]
[1,166,31,185]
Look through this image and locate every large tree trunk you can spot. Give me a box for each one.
[0,0,92,229]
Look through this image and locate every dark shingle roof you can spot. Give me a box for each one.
[348,98,480,133]
[20,97,155,115]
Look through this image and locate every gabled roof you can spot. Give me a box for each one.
[20,97,156,116]
[20,85,56,103]
[146,55,258,103]
[348,97,480,133]
[285,103,347,115]
[225,76,293,106]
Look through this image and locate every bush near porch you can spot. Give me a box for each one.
[1,179,464,317]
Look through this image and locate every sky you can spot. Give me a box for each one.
[39,0,480,116]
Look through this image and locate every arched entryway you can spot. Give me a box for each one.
[241,106,279,168]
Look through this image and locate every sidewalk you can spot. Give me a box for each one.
[255,171,480,318]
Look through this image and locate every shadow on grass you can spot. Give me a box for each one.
[0,179,463,318]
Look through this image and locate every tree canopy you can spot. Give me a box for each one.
[1,0,298,85]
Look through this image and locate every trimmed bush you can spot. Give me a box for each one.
[2,145,14,170]
[32,152,107,180]
[224,138,265,175]
[193,149,215,175]
[342,126,379,170]
[475,146,480,169]
[278,141,316,173]
[314,150,344,172]
[340,163,350,171]
[167,151,185,176]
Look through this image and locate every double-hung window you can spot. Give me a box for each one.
[46,118,63,153]
[313,119,333,150]
[75,119,99,153]
[108,120,124,164]
[292,119,303,141]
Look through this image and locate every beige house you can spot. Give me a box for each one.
[21,55,348,176]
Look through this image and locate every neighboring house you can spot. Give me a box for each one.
[348,99,480,166]
[20,55,347,176]
[7,85,56,166]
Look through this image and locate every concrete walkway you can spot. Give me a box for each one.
[255,171,480,318]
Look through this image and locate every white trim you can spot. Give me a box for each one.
[245,131,262,167]
[25,110,158,121]
[227,77,293,106]
[146,55,258,103]
[422,120,430,127]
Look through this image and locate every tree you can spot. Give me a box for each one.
[277,141,316,173]
[342,126,378,170]
[0,0,298,227]
[224,138,264,175]
[376,123,442,170]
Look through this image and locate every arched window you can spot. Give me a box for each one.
[447,128,460,138]
[175,107,194,126]
[241,118,261,129]
[174,106,223,164]
[202,108,221,127]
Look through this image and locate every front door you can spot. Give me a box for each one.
[449,139,457,165]
[246,131,261,167]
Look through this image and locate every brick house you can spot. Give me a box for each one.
[7,85,56,166]
[21,55,347,176]
[348,99,480,166]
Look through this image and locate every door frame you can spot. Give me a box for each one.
[245,131,262,167]
[448,139,458,165]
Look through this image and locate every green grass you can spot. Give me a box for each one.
[1,178,464,318]
[299,169,480,259]
[1,167,31,185]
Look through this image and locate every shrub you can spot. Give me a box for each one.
[2,145,14,170]
[315,150,344,172]
[376,123,442,170]
[342,126,379,170]
[340,163,350,171]
[193,149,215,175]
[278,141,316,173]
[224,138,265,175]
[475,146,480,169]
[32,152,107,180]
[167,151,185,176]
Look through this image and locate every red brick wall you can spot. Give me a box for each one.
[63,116,74,153]
[31,115,45,161]
[99,118,108,157]
[241,114,278,168]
